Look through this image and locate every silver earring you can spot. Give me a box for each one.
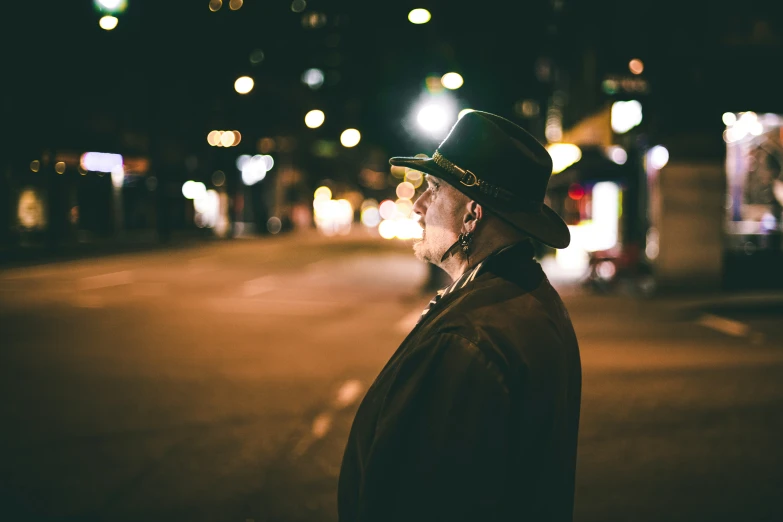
[458,231,473,255]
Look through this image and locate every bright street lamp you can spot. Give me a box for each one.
[408,8,431,24]
[441,72,464,90]
[340,129,361,148]
[94,0,127,13]
[305,110,325,129]
[234,76,254,94]
[99,15,119,30]
[414,94,458,139]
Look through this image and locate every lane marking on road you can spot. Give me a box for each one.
[291,379,364,458]
[292,412,334,457]
[396,308,423,333]
[696,313,750,337]
[79,270,133,291]
[332,379,364,409]
[242,275,276,297]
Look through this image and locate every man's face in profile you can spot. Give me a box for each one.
[412,174,466,266]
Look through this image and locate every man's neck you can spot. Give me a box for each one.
[439,238,519,281]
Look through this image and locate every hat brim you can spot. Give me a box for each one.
[390,156,571,249]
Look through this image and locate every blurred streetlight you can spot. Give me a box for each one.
[611,100,642,133]
[648,145,669,170]
[722,112,737,126]
[229,0,243,10]
[441,72,464,90]
[94,0,127,13]
[628,58,644,75]
[99,15,119,30]
[209,0,222,11]
[546,143,582,174]
[305,110,325,129]
[415,94,458,139]
[302,68,325,89]
[606,146,628,165]
[182,181,207,200]
[234,76,254,94]
[408,8,431,24]
[340,129,361,147]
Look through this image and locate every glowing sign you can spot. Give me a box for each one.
[81,152,123,173]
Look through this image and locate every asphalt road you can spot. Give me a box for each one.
[1,230,782,522]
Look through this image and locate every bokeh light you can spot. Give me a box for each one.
[95,0,126,11]
[220,131,236,147]
[648,145,669,170]
[249,49,265,64]
[546,143,582,174]
[212,170,225,187]
[267,216,282,234]
[99,16,118,30]
[182,180,207,200]
[302,68,325,89]
[417,103,454,135]
[207,130,221,146]
[111,165,125,188]
[405,169,423,188]
[229,0,243,10]
[628,58,644,75]
[314,186,332,201]
[305,110,325,129]
[291,0,307,13]
[209,0,222,11]
[378,220,396,239]
[441,72,464,90]
[408,8,431,24]
[611,100,643,134]
[378,199,397,220]
[722,112,737,126]
[340,128,361,147]
[55,162,66,174]
[361,207,381,228]
[30,160,40,173]
[396,181,416,200]
[606,146,628,165]
[395,198,414,218]
[234,76,254,94]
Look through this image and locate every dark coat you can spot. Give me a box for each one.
[338,241,582,522]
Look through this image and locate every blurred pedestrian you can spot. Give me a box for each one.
[339,111,582,521]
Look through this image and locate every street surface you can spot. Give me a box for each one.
[1,230,782,522]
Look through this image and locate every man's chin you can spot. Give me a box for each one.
[412,240,429,263]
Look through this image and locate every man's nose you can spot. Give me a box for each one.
[412,192,428,218]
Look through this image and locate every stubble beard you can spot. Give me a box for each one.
[413,229,445,266]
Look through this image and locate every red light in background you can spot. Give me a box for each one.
[568,183,585,200]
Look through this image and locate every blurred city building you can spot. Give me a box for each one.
[1,1,781,292]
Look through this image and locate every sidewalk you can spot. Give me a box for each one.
[0,230,217,270]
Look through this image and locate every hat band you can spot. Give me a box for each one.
[432,151,542,212]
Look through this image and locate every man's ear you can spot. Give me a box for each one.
[464,200,483,231]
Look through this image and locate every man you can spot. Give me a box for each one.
[338,111,582,521]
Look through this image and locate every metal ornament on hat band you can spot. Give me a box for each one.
[432,151,516,202]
